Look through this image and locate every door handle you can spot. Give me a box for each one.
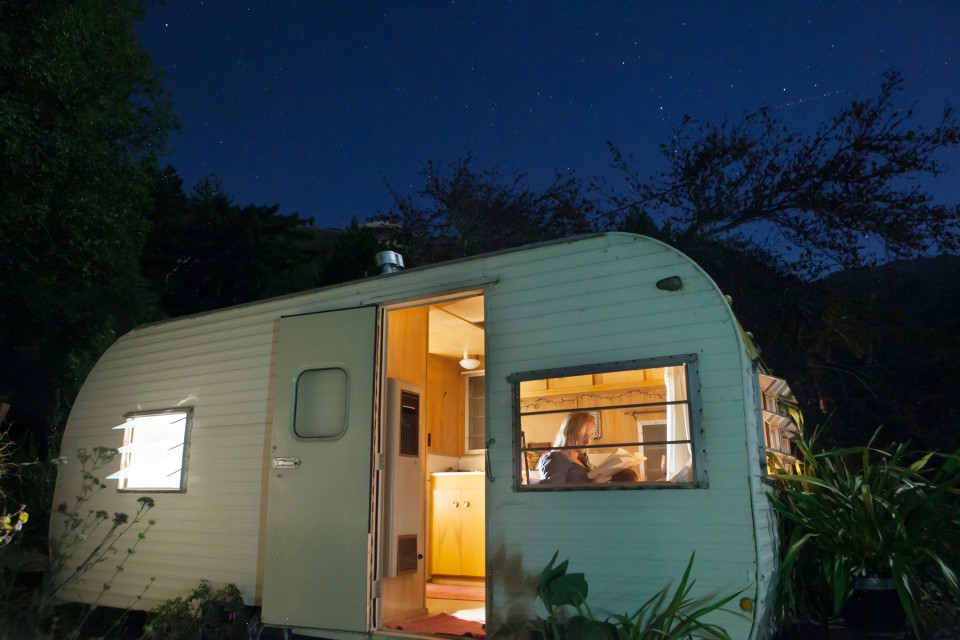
[272,457,301,469]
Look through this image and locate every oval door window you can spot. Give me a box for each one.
[293,367,348,439]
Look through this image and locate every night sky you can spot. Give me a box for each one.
[136,1,959,229]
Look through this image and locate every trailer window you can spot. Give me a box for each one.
[107,409,191,491]
[293,367,348,439]
[511,356,703,490]
[759,373,798,473]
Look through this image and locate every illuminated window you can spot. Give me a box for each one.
[512,356,703,490]
[107,410,190,491]
[759,373,798,472]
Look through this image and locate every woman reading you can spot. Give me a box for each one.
[537,412,613,484]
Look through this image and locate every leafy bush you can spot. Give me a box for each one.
[0,426,29,548]
[140,581,257,640]
[769,418,960,636]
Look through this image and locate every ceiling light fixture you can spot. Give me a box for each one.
[459,353,481,370]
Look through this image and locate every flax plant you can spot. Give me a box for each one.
[769,418,960,636]
[605,554,741,640]
[528,551,741,640]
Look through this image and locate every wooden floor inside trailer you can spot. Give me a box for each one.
[382,578,485,638]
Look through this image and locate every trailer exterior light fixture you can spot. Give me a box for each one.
[460,353,481,370]
[656,276,683,291]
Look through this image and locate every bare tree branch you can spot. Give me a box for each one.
[604,71,960,276]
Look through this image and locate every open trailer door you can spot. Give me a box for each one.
[262,306,378,634]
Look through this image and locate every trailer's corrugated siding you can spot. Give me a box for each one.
[482,234,766,638]
[53,308,281,608]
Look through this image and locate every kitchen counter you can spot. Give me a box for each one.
[431,471,484,476]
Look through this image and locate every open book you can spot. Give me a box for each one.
[587,448,638,479]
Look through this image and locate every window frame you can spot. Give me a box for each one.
[108,408,192,493]
[509,355,705,491]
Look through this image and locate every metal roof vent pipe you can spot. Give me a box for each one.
[375,251,405,274]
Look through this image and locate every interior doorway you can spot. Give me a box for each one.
[378,292,487,636]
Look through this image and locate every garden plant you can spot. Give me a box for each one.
[769,411,960,637]
[140,580,258,640]
[0,441,157,638]
[524,551,742,640]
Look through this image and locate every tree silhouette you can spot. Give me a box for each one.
[604,71,960,277]
[0,0,174,442]
[379,155,597,266]
[142,172,317,317]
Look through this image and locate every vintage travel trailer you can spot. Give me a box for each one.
[51,233,792,639]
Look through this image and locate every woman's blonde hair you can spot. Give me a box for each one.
[553,412,595,448]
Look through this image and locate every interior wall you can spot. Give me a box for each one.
[519,385,668,448]
[386,307,428,385]
[381,307,429,624]
[426,354,462,456]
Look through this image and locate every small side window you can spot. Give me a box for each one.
[107,409,191,492]
[294,367,348,439]
[464,371,485,453]
[512,356,703,490]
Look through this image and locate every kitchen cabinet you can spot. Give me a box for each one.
[430,473,485,577]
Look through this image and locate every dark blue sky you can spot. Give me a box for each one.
[136,1,959,229]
